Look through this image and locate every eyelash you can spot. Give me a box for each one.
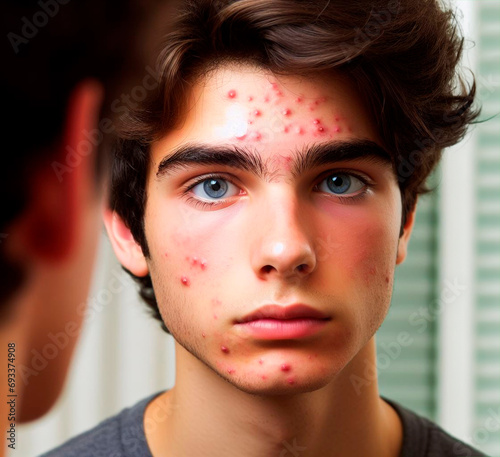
[181,171,372,209]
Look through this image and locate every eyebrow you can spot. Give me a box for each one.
[156,139,393,182]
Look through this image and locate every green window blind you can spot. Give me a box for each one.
[473,2,500,456]
[377,188,439,420]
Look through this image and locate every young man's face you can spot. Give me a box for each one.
[116,64,414,394]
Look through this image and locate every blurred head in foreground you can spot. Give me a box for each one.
[0,0,174,427]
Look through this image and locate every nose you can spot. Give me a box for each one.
[250,189,317,281]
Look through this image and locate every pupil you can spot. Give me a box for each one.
[332,176,343,187]
[210,179,221,191]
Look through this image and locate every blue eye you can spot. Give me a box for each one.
[183,171,369,210]
[190,176,237,200]
[319,173,365,195]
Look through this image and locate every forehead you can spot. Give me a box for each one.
[151,64,382,167]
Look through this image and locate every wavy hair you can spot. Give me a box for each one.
[109,0,480,334]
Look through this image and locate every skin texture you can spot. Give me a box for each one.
[106,64,416,457]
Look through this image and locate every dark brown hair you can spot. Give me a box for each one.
[109,0,480,334]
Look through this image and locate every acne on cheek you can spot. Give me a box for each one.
[178,255,209,286]
[350,242,395,291]
[185,255,208,270]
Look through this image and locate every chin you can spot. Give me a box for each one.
[220,369,335,397]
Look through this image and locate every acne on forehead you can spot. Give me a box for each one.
[223,80,349,142]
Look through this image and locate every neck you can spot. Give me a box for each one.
[145,337,403,457]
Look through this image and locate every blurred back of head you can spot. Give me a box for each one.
[0,0,172,308]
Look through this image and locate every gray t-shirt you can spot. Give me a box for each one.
[40,390,488,457]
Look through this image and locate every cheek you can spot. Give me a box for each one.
[318,204,398,293]
[144,202,236,323]
[349,225,396,285]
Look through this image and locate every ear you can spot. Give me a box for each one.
[11,79,103,263]
[396,198,417,265]
[102,208,149,276]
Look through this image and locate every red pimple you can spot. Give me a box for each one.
[221,345,229,353]
[200,260,207,270]
[180,276,190,286]
[250,131,262,141]
[312,118,321,125]
[317,126,325,133]
[308,355,312,360]
[287,377,295,385]
[295,126,304,135]
[248,96,253,101]
[334,126,341,133]
[283,126,289,133]
[281,364,291,372]
[202,332,206,338]
[227,368,235,374]
[264,96,270,103]
[295,97,302,103]
[261,375,267,380]
[282,108,291,116]
[227,90,237,99]
[253,109,261,117]
[213,314,218,319]
[258,359,264,364]
[271,83,283,97]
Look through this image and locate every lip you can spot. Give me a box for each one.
[235,304,330,324]
[234,304,331,340]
